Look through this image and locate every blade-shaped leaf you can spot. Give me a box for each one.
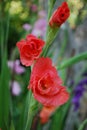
[0,51,10,130]
[78,119,87,130]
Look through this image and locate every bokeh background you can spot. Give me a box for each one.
[0,0,87,130]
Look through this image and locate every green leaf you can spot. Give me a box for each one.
[10,120,15,130]
[57,52,87,70]
[0,51,10,130]
[78,119,87,130]
[50,101,71,130]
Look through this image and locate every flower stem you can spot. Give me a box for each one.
[41,0,58,57]
[48,0,56,20]
[42,27,59,57]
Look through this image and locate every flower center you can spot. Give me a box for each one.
[40,80,48,90]
[39,73,53,91]
[61,13,65,17]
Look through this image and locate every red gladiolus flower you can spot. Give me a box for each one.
[49,2,70,27]
[28,57,69,107]
[16,34,45,66]
[40,106,56,124]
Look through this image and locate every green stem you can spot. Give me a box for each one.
[57,52,87,70]
[78,119,87,130]
[24,91,38,130]
[48,0,56,20]
[42,27,59,57]
[41,0,57,57]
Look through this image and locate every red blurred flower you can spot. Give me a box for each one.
[40,106,56,124]
[49,2,70,27]
[16,34,45,66]
[28,57,69,106]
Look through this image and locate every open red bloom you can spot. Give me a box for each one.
[40,106,56,124]
[28,57,69,107]
[16,34,45,66]
[49,2,70,27]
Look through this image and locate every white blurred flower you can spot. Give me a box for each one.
[11,81,21,96]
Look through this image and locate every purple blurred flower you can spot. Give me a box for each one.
[32,18,46,38]
[72,78,87,111]
[11,81,21,96]
[72,97,80,111]
[8,60,25,74]
[38,10,46,18]
[23,24,32,31]
[74,85,84,97]
[31,4,37,12]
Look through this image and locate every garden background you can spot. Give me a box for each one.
[0,0,87,130]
